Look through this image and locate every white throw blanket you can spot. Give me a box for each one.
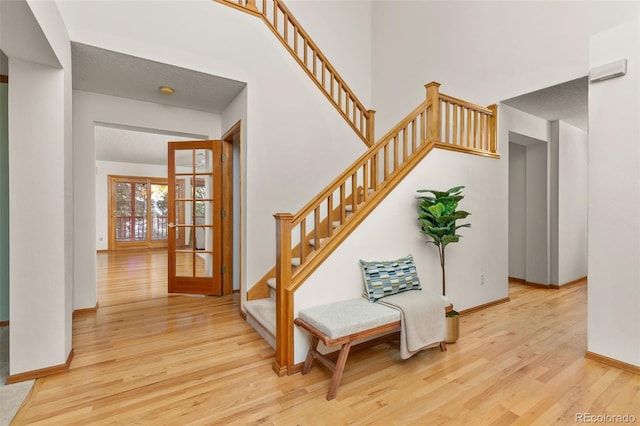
[377,289,446,359]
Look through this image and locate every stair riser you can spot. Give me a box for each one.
[245,311,276,350]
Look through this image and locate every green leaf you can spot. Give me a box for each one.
[428,203,445,218]
[418,189,450,198]
[446,185,465,195]
[441,234,459,247]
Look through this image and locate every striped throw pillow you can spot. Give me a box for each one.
[360,255,422,302]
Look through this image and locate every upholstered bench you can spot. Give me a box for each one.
[295,297,449,400]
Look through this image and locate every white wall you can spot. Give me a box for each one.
[221,87,247,294]
[95,160,168,251]
[73,90,220,309]
[525,142,548,285]
[8,58,68,375]
[372,1,639,132]
[57,0,368,296]
[549,121,588,286]
[588,18,640,367]
[549,121,560,286]
[557,122,588,285]
[29,0,75,370]
[508,142,526,280]
[1,0,73,376]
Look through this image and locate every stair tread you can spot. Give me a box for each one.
[291,257,301,267]
[266,278,276,289]
[245,298,276,336]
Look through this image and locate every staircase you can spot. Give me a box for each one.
[215,0,375,146]
[218,0,499,375]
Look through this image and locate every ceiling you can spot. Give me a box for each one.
[95,125,204,166]
[503,77,588,131]
[72,43,246,165]
[72,42,245,114]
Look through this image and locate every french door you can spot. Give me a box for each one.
[108,176,169,250]
[167,140,231,295]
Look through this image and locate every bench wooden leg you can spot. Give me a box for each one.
[300,334,352,400]
[302,336,320,375]
[326,341,352,401]
[439,341,447,351]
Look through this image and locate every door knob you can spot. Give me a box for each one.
[168,223,176,228]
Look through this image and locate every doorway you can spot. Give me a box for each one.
[108,175,169,251]
[508,136,548,286]
[95,125,241,301]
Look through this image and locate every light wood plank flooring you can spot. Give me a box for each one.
[14,250,640,424]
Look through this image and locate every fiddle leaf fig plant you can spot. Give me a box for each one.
[417,185,471,296]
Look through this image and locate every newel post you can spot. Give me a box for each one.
[366,109,376,146]
[425,82,441,141]
[487,104,498,154]
[273,213,293,376]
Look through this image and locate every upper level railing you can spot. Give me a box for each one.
[438,94,498,158]
[216,0,375,147]
[271,82,498,374]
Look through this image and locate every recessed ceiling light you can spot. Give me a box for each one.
[159,86,174,96]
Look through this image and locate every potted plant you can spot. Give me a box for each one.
[416,185,471,343]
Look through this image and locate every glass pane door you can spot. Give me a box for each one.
[108,177,169,250]
[150,183,169,240]
[114,182,147,242]
[168,141,222,295]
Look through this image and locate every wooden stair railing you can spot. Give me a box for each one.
[271,82,498,375]
[437,94,499,158]
[216,0,375,147]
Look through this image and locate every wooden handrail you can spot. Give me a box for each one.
[215,0,375,147]
[290,99,432,233]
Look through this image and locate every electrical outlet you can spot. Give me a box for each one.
[99,236,104,242]
[480,273,485,286]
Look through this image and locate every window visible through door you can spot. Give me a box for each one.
[108,175,169,250]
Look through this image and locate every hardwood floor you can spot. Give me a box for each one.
[14,251,640,424]
[96,249,169,307]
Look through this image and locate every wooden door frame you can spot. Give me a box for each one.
[220,140,233,296]
[107,175,169,251]
[221,121,242,298]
